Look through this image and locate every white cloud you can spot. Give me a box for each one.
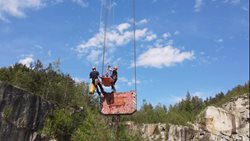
[146,33,157,41]
[215,38,224,43]
[128,78,141,86]
[136,45,195,68]
[136,19,148,25]
[119,77,128,83]
[18,55,34,67]
[224,0,240,5]
[231,0,240,4]
[194,0,203,12]
[163,32,171,38]
[76,31,103,53]
[33,44,43,49]
[0,0,63,21]
[86,50,102,65]
[117,23,131,33]
[119,77,141,86]
[48,50,52,56]
[75,22,153,61]
[174,30,180,35]
[166,39,174,45]
[0,0,44,20]
[75,20,193,68]
[72,0,88,7]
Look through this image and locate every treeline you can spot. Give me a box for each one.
[0,60,248,140]
[123,81,249,125]
[0,60,87,107]
[0,61,144,141]
[204,82,249,107]
[123,92,204,125]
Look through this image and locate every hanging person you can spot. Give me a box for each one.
[111,66,118,92]
[89,66,105,97]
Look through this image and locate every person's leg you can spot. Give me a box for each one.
[111,85,116,92]
[111,79,117,92]
[95,79,101,96]
[96,86,101,96]
[98,83,104,93]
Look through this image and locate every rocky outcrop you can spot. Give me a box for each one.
[126,121,167,141]
[168,124,195,141]
[0,81,54,141]
[168,93,250,141]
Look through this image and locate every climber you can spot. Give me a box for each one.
[105,65,112,77]
[89,66,105,97]
[111,66,118,92]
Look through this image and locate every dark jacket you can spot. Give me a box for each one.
[111,70,118,81]
[89,70,99,83]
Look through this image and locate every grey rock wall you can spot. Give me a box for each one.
[0,81,54,141]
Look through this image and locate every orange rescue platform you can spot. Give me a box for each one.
[101,91,136,115]
[101,76,114,87]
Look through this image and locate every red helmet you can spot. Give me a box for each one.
[114,66,118,70]
[92,66,96,70]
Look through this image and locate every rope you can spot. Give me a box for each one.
[99,0,103,31]
[102,0,108,76]
[132,0,137,105]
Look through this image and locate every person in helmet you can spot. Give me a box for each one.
[89,66,104,97]
[111,66,118,92]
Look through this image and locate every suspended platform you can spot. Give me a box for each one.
[101,76,114,87]
[101,91,136,115]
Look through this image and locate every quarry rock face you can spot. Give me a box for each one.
[168,94,249,141]
[0,80,249,141]
[127,94,249,141]
[168,124,195,141]
[126,121,167,141]
[0,81,54,141]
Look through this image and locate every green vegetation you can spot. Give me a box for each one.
[0,60,248,140]
[0,60,87,107]
[204,82,249,107]
[3,106,12,120]
[123,81,249,126]
[0,60,143,141]
[123,92,204,125]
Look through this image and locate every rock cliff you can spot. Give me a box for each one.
[126,94,249,141]
[126,121,167,141]
[0,81,54,141]
[168,94,249,141]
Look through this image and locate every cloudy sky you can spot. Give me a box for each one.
[0,0,249,107]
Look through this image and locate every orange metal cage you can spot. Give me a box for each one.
[101,91,137,115]
[101,77,114,87]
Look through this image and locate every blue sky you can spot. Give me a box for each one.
[0,0,249,108]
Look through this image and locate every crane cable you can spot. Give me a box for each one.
[102,0,109,76]
[132,0,137,106]
[101,0,137,98]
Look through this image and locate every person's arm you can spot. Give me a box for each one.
[89,72,92,79]
[112,71,117,79]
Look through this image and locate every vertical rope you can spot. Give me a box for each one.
[132,0,137,107]
[99,0,103,31]
[102,0,108,76]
